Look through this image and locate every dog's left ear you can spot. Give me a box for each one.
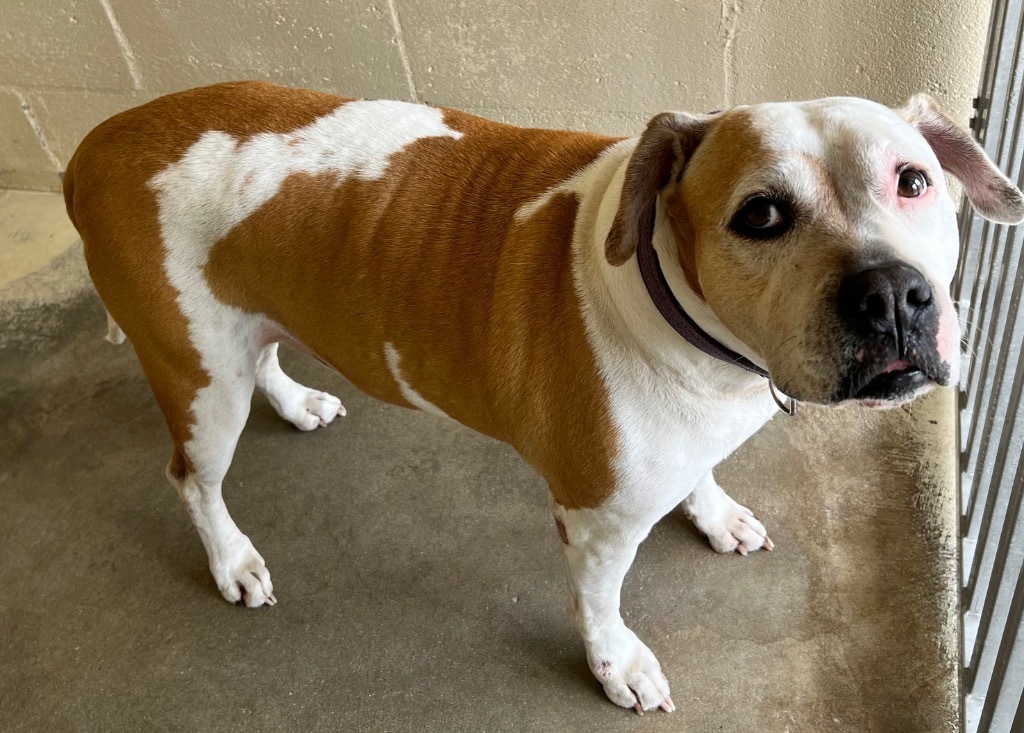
[900,94,1024,224]
[605,112,712,266]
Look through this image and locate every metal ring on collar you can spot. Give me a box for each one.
[769,378,797,416]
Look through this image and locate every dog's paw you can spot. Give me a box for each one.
[703,502,774,556]
[295,390,346,431]
[275,388,346,432]
[209,535,276,608]
[587,625,675,714]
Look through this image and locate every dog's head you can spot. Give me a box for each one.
[606,96,1024,407]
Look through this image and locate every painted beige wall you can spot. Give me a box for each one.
[0,0,992,192]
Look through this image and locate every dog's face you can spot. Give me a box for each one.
[607,96,1024,406]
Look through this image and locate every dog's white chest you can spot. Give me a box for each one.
[606,380,778,513]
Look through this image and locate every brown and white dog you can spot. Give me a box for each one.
[63,82,1023,713]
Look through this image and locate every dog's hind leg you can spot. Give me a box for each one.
[135,317,276,608]
[255,342,346,431]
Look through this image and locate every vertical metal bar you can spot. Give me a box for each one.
[963,225,1024,563]
[958,2,1024,731]
[964,222,1003,391]
[1010,687,1024,731]
[966,424,1024,690]
[975,552,1024,732]
[962,224,1013,526]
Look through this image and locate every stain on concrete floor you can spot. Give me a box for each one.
[0,191,959,732]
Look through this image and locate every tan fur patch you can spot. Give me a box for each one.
[665,189,702,296]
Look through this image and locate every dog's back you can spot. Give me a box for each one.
[63,81,624,502]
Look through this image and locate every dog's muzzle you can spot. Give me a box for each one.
[833,262,949,403]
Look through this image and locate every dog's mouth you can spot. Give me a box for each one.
[845,357,939,407]
[853,359,926,399]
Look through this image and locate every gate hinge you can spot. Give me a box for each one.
[970,95,984,136]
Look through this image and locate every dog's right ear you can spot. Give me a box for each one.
[900,94,1024,224]
[605,112,712,266]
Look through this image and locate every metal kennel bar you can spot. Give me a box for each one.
[956,0,1024,730]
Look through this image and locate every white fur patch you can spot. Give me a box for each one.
[383,342,449,418]
[151,100,462,245]
[104,309,126,345]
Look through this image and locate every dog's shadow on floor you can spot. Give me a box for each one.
[662,506,709,546]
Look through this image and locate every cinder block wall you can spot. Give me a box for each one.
[1,0,992,192]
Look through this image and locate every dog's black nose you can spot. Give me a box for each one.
[837,264,934,344]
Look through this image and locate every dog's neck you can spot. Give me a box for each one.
[641,211,768,378]
[579,153,770,400]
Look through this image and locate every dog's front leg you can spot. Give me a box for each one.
[554,503,675,714]
[682,471,774,555]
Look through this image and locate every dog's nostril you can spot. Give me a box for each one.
[862,292,887,319]
[907,284,933,309]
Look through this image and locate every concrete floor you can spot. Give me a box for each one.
[0,190,960,732]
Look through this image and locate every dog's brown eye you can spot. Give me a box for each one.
[730,196,792,240]
[744,200,782,228]
[897,169,928,198]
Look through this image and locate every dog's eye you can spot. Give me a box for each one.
[897,169,928,198]
[730,196,792,240]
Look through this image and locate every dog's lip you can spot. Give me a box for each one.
[853,361,927,400]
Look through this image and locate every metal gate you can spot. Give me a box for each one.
[955,0,1024,730]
